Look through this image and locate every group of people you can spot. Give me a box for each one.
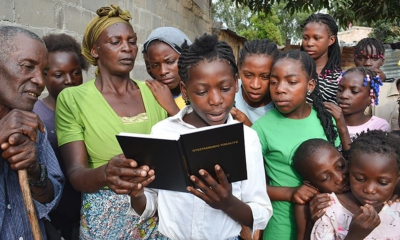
[0,3,399,240]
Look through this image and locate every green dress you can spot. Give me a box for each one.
[252,108,340,240]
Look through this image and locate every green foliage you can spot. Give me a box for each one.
[212,0,251,33]
[369,20,400,43]
[230,0,400,28]
[238,11,282,45]
[273,2,311,44]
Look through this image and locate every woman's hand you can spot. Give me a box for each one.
[188,165,234,211]
[146,79,179,116]
[230,107,252,127]
[309,193,333,222]
[105,154,154,195]
[291,184,319,205]
[345,204,380,240]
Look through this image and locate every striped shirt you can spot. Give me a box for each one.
[308,70,342,104]
[0,130,64,239]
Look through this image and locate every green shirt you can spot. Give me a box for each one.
[252,108,339,240]
[56,79,167,169]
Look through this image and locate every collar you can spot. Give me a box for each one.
[386,79,400,97]
[171,106,235,128]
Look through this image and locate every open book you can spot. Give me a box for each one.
[116,122,247,192]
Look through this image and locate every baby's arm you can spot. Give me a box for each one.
[295,204,311,240]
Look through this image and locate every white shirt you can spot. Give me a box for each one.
[235,81,274,123]
[130,106,272,240]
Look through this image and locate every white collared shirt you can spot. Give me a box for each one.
[130,106,272,240]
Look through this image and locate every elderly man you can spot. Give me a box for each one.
[0,26,63,239]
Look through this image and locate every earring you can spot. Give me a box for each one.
[183,97,190,105]
[307,90,312,95]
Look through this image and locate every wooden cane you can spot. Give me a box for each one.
[18,169,43,240]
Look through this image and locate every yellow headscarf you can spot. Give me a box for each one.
[82,5,132,66]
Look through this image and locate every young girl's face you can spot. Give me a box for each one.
[270,58,315,119]
[305,145,349,193]
[350,152,400,210]
[45,51,83,99]
[239,55,273,107]
[147,41,181,90]
[337,71,371,116]
[302,22,335,60]
[181,59,238,127]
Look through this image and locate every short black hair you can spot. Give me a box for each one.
[293,138,337,179]
[349,130,400,171]
[178,34,237,83]
[237,38,279,68]
[0,26,44,62]
[42,33,89,71]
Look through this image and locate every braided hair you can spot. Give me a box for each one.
[301,13,341,75]
[178,34,237,84]
[348,130,400,171]
[273,50,338,145]
[340,67,383,105]
[237,38,279,68]
[354,37,385,61]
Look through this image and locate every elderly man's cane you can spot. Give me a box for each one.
[18,169,43,240]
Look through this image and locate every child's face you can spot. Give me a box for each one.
[45,51,83,99]
[337,71,371,116]
[305,146,349,193]
[302,22,335,61]
[147,41,181,90]
[270,59,315,119]
[181,59,238,127]
[350,152,400,209]
[354,45,384,70]
[239,55,273,107]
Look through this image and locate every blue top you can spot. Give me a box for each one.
[0,130,64,239]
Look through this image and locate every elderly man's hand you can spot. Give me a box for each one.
[0,109,45,145]
[1,133,40,179]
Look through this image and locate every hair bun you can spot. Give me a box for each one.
[191,34,218,55]
[96,4,131,21]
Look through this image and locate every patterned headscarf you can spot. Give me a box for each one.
[82,5,131,66]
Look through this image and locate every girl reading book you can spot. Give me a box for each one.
[128,34,272,240]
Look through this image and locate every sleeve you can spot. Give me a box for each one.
[55,90,84,147]
[127,188,158,220]
[33,131,65,220]
[376,118,391,132]
[241,127,272,235]
[310,212,337,240]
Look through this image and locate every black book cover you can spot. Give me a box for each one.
[116,122,247,192]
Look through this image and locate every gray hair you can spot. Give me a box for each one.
[0,26,45,61]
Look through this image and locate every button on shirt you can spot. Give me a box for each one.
[130,106,272,240]
[0,131,64,239]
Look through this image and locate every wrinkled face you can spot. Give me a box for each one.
[181,59,238,127]
[354,45,384,70]
[45,51,83,99]
[0,34,47,114]
[350,152,400,210]
[337,71,371,116]
[302,22,335,60]
[239,55,273,107]
[91,23,138,75]
[270,58,315,119]
[147,41,181,90]
[305,146,349,193]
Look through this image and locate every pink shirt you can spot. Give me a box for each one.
[311,193,400,240]
[348,116,390,139]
